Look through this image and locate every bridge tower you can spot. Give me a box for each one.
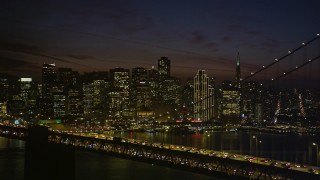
[24,126,75,180]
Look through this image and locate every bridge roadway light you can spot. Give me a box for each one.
[313,142,319,166]
[251,136,258,157]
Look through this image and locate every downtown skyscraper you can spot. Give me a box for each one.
[39,63,57,118]
[193,70,215,121]
[158,56,171,78]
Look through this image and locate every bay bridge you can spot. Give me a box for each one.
[1,33,320,179]
[1,123,319,180]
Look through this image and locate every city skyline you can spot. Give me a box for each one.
[1,0,320,83]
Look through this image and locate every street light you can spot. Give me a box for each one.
[252,136,263,160]
[313,142,319,166]
[253,136,258,157]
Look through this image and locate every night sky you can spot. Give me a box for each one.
[1,0,320,83]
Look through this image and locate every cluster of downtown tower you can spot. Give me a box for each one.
[0,55,318,127]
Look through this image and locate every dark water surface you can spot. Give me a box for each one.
[0,137,217,180]
[0,130,319,179]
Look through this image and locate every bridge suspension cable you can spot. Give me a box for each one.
[242,33,320,82]
[271,55,320,81]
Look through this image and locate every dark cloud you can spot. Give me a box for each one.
[67,54,95,60]
[204,42,219,52]
[0,40,45,53]
[0,41,95,70]
[119,16,154,33]
[221,36,232,43]
[205,42,218,48]
[261,39,280,49]
[0,56,39,70]
[247,31,261,35]
[190,31,206,44]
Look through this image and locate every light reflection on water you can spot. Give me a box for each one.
[0,137,218,180]
[116,131,320,166]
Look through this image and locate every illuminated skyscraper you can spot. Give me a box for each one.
[109,68,131,120]
[42,63,56,97]
[19,78,33,104]
[40,63,57,118]
[131,67,152,109]
[68,88,83,116]
[19,78,37,119]
[53,91,66,118]
[0,78,9,102]
[158,56,171,78]
[194,70,214,121]
[220,81,240,123]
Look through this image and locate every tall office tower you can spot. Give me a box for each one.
[181,79,194,121]
[110,68,130,90]
[132,67,148,85]
[148,67,160,105]
[40,63,57,118]
[19,78,33,104]
[0,78,9,102]
[131,67,153,124]
[57,68,79,90]
[158,56,171,78]
[194,70,214,121]
[19,78,37,119]
[0,102,7,118]
[42,63,57,97]
[109,68,131,121]
[83,83,94,115]
[220,81,240,124]
[241,81,263,122]
[160,78,181,106]
[131,67,152,109]
[53,91,66,118]
[81,72,108,121]
[235,52,241,89]
[67,88,83,116]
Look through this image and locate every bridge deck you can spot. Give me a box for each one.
[1,124,319,179]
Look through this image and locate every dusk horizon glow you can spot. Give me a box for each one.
[1,0,320,85]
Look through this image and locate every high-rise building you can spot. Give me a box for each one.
[42,63,56,97]
[131,67,152,110]
[53,91,66,118]
[132,67,148,85]
[68,89,83,116]
[235,52,241,89]
[241,81,263,122]
[194,70,215,121]
[40,63,57,118]
[109,68,131,121]
[83,83,94,115]
[158,57,171,78]
[19,78,33,104]
[220,81,240,123]
[180,79,194,121]
[148,67,160,105]
[57,68,79,91]
[0,78,9,102]
[19,78,37,119]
